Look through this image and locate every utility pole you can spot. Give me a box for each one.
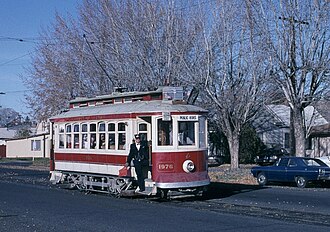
[279,16,309,156]
[0,92,5,108]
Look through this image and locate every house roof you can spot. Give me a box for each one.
[254,101,330,134]
[0,128,16,139]
[313,100,330,122]
[266,104,290,127]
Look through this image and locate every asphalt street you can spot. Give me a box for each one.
[0,165,330,231]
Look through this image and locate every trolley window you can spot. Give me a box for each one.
[59,134,65,149]
[82,134,88,149]
[108,123,115,150]
[81,123,88,149]
[65,124,72,148]
[138,123,148,142]
[199,116,206,148]
[82,124,88,132]
[98,122,106,149]
[157,118,173,146]
[118,122,126,150]
[178,121,195,146]
[99,122,106,132]
[90,123,96,149]
[59,125,65,149]
[59,125,65,133]
[73,124,79,132]
[66,124,71,133]
[73,124,80,149]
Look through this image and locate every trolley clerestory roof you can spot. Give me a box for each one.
[50,100,207,122]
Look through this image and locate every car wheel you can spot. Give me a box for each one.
[295,176,307,188]
[257,172,268,186]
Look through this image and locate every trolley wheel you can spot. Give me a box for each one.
[158,189,169,199]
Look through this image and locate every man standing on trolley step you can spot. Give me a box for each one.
[126,134,149,192]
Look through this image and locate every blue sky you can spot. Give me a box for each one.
[0,0,79,115]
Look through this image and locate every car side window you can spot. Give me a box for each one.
[288,159,297,167]
[277,158,289,167]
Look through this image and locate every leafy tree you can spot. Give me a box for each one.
[239,124,265,164]
[15,128,31,138]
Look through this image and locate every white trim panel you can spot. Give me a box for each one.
[55,161,136,178]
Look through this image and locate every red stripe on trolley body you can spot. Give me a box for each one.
[51,114,135,123]
[54,152,127,165]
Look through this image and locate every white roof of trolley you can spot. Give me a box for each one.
[50,100,207,121]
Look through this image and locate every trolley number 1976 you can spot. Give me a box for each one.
[158,163,174,171]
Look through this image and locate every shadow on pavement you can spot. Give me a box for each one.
[203,182,264,200]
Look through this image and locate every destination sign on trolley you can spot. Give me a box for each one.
[178,115,198,121]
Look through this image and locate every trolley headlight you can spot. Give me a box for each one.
[183,160,195,173]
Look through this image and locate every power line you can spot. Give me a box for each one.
[0,89,32,94]
[0,52,32,67]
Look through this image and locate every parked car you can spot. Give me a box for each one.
[316,156,330,167]
[251,156,330,188]
[254,148,288,166]
[207,155,224,167]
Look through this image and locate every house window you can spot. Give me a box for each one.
[31,140,41,151]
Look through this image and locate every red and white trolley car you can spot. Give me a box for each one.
[49,87,209,198]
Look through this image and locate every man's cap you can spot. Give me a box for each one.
[134,134,140,139]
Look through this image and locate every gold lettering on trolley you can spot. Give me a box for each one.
[158,163,174,171]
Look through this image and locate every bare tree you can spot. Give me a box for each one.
[23,0,202,120]
[193,0,268,169]
[254,0,330,156]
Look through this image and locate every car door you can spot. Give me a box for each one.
[267,157,289,181]
[285,158,299,182]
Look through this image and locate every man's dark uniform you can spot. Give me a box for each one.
[126,135,149,191]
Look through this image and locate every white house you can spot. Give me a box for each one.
[5,121,51,158]
[254,101,330,157]
[6,133,51,158]
[0,127,16,145]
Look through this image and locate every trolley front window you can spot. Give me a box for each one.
[157,118,173,146]
[199,116,206,148]
[178,121,195,146]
